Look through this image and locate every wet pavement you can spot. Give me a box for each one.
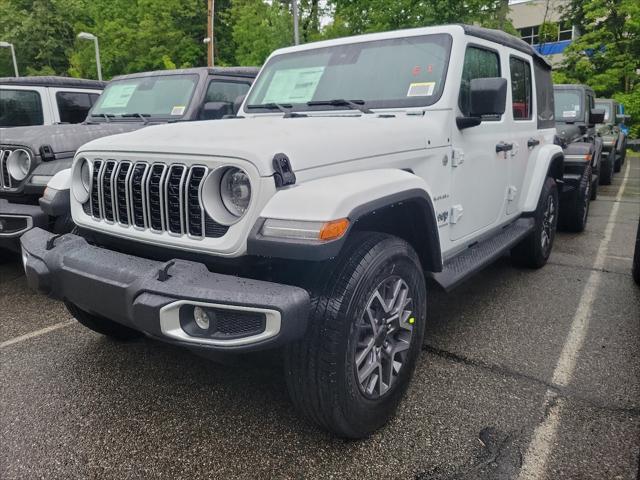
[1,156,639,479]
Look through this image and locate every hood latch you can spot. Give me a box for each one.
[273,153,296,188]
[40,145,55,162]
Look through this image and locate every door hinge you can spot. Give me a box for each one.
[452,148,464,167]
[450,205,464,224]
[507,186,518,201]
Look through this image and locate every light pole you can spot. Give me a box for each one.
[77,32,102,81]
[292,0,300,45]
[0,42,19,77]
[203,37,212,67]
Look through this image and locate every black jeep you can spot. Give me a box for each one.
[0,67,257,252]
[553,84,605,231]
[595,98,628,174]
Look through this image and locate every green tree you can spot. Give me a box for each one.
[0,0,87,77]
[323,0,515,36]
[225,0,292,66]
[555,0,640,137]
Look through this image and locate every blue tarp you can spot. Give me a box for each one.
[534,40,572,55]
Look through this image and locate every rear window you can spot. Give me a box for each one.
[0,89,44,127]
[56,91,100,124]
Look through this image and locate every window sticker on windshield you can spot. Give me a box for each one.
[563,110,577,118]
[171,105,186,116]
[263,67,325,104]
[407,82,435,97]
[100,84,137,108]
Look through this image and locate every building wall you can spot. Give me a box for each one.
[508,0,573,66]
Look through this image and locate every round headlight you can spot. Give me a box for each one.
[7,149,31,181]
[81,161,91,192]
[220,168,251,217]
[72,158,91,204]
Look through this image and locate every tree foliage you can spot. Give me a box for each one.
[553,0,640,136]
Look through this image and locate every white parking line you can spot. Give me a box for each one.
[517,160,632,480]
[0,320,74,349]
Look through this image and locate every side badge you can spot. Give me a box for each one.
[437,210,449,227]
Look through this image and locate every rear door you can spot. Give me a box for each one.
[506,54,536,215]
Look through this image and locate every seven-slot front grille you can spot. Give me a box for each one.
[86,159,229,239]
[0,149,14,189]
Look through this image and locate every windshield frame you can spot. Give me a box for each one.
[88,73,200,122]
[244,33,453,115]
[553,88,585,123]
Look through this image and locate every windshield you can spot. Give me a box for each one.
[0,89,44,127]
[554,89,583,122]
[90,74,199,119]
[595,101,611,122]
[246,34,452,112]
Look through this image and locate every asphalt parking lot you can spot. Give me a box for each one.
[1,156,639,480]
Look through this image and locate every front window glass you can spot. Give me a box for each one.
[246,34,452,112]
[90,74,199,119]
[0,89,44,127]
[554,89,583,122]
[458,46,501,118]
[56,91,95,123]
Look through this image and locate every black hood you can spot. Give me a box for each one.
[0,122,149,157]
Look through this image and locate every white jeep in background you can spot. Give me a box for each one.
[22,24,563,438]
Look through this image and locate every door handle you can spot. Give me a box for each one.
[527,138,540,148]
[496,142,514,153]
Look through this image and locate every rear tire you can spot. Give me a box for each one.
[511,177,558,269]
[559,163,591,232]
[284,232,427,438]
[65,301,143,340]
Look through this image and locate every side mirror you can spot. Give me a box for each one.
[589,108,605,125]
[457,77,507,130]
[470,77,508,117]
[201,101,232,120]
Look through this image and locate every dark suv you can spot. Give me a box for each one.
[595,98,628,173]
[553,84,605,231]
[0,67,258,251]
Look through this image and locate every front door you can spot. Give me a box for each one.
[449,44,509,242]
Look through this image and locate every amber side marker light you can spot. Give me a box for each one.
[319,218,350,241]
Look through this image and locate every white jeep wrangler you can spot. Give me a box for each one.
[21,25,563,438]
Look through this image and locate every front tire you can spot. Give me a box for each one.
[512,177,558,269]
[284,233,427,438]
[559,163,591,232]
[65,301,143,340]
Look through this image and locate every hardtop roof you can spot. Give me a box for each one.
[0,75,106,89]
[110,66,259,82]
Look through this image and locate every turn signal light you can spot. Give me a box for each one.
[319,218,350,241]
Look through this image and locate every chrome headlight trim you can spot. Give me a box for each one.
[72,157,91,204]
[6,149,31,182]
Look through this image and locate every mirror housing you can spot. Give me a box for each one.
[616,113,630,123]
[201,101,232,120]
[470,77,508,117]
[457,77,507,130]
[589,108,605,126]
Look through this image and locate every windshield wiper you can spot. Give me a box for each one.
[90,113,114,122]
[307,99,373,114]
[245,103,306,118]
[120,113,150,124]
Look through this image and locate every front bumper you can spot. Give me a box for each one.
[0,198,48,251]
[21,228,311,352]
